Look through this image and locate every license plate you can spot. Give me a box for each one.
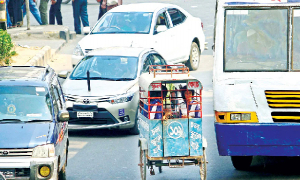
[0,169,15,179]
[77,112,93,118]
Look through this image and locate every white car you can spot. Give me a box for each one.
[72,3,206,70]
[59,47,167,134]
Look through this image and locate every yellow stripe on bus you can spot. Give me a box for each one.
[265,91,300,95]
[267,99,300,103]
[272,116,300,120]
[269,104,300,107]
[266,95,300,98]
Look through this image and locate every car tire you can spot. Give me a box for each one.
[128,108,140,135]
[231,156,253,170]
[58,161,67,180]
[186,42,200,71]
[62,0,71,4]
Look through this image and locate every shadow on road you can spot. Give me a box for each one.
[229,156,300,179]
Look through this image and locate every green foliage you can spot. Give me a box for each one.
[0,30,14,66]
[11,51,17,56]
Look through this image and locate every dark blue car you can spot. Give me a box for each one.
[0,66,69,180]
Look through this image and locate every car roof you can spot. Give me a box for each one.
[0,66,53,86]
[87,47,153,57]
[110,3,175,13]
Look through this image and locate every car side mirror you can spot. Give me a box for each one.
[156,25,167,33]
[58,71,69,79]
[58,110,69,122]
[83,27,91,35]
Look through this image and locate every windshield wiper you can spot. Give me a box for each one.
[0,119,22,123]
[114,78,135,81]
[26,119,52,123]
[73,77,87,80]
[89,77,116,80]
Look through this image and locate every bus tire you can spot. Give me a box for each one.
[231,156,252,170]
[186,42,200,71]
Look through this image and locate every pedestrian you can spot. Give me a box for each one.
[72,0,89,34]
[8,0,23,27]
[97,0,106,20]
[6,0,12,28]
[49,0,63,25]
[101,0,122,12]
[39,0,49,25]
[22,0,43,25]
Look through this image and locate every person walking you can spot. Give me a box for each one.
[72,0,89,34]
[49,0,62,25]
[101,0,122,12]
[6,0,12,28]
[39,0,49,25]
[8,0,23,27]
[97,0,106,20]
[22,0,43,25]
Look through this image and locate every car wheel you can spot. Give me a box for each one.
[186,42,200,71]
[58,161,67,180]
[62,0,71,4]
[231,156,253,170]
[128,108,140,135]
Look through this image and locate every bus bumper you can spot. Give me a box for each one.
[215,122,300,156]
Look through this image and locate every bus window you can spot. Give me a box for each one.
[292,9,300,70]
[225,9,288,71]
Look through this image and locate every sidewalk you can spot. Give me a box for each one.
[7,25,75,67]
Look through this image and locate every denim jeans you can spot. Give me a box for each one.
[49,0,62,25]
[22,0,42,25]
[6,0,12,27]
[72,0,89,34]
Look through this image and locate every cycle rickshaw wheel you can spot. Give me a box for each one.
[200,147,207,180]
[139,148,147,180]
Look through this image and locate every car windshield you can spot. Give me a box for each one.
[0,86,52,122]
[224,9,288,71]
[70,56,139,80]
[91,12,153,34]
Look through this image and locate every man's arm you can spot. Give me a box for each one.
[101,0,106,8]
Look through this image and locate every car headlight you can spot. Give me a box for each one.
[32,144,55,158]
[73,44,84,56]
[108,92,134,104]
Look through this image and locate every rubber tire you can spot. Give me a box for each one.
[186,42,200,71]
[139,148,147,180]
[58,162,67,180]
[200,147,207,180]
[0,22,7,30]
[231,156,253,170]
[61,0,71,4]
[128,108,140,135]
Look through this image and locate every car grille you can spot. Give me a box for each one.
[69,119,112,125]
[65,95,111,103]
[265,90,300,108]
[272,112,300,123]
[0,149,33,157]
[265,90,300,122]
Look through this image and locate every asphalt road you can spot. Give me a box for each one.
[37,0,300,179]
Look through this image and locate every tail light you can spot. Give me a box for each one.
[201,22,203,29]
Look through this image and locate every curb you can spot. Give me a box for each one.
[25,41,67,66]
